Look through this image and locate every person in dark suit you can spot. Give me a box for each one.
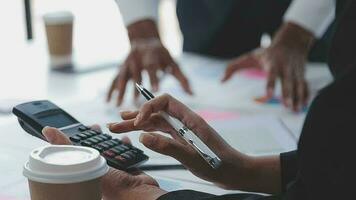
[108,0,335,112]
[42,0,355,199]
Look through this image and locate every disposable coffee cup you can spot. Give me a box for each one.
[23,145,109,200]
[43,11,74,68]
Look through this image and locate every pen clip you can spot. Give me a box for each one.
[188,139,221,169]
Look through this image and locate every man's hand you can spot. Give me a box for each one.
[222,22,315,112]
[107,94,283,193]
[42,126,167,200]
[107,20,192,106]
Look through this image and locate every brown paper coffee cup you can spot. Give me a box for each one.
[28,178,102,200]
[43,11,74,68]
[23,145,109,200]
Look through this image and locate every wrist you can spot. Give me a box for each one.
[127,19,160,43]
[272,22,315,54]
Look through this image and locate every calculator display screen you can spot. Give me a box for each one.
[38,113,76,128]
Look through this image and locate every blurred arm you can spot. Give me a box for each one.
[115,0,159,26]
[284,0,335,38]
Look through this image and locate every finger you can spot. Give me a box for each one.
[106,76,117,103]
[170,62,193,95]
[222,54,260,82]
[139,132,196,165]
[117,68,129,106]
[121,136,131,144]
[90,124,102,133]
[120,111,139,120]
[42,126,72,145]
[108,119,138,133]
[266,66,278,98]
[294,79,308,112]
[128,60,142,100]
[281,77,293,108]
[147,68,159,92]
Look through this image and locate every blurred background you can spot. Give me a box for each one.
[0,0,181,101]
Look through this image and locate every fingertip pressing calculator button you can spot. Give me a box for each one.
[103,150,115,158]
[69,136,81,143]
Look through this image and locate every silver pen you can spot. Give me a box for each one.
[135,83,222,169]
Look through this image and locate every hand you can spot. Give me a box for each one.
[42,126,166,200]
[222,22,315,112]
[107,94,265,191]
[107,20,192,106]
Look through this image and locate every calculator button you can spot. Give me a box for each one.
[81,141,92,146]
[125,151,136,158]
[131,147,143,153]
[103,134,112,140]
[69,136,81,143]
[93,145,104,152]
[111,139,121,145]
[120,153,131,160]
[97,135,109,141]
[92,136,104,142]
[111,148,122,154]
[88,138,100,144]
[103,150,115,158]
[77,133,88,139]
[78,126,88,131]
[82,132,92,138]
[105,141,115,147]
[114,155,126,163]
[99,143,110,149]
[88,130,99,135]
[121,144,130,151]
[114,146,126,152]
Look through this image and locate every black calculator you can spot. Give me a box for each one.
[12,100,148,170]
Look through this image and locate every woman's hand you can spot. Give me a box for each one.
[222,22,314,112]
[107,20,192,106]
[42,126,167,200]
[107,94,269,192]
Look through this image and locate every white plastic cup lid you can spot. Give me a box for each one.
[43,11,74,25]
[23,145,109,184]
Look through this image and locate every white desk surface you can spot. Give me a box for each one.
[0,47,333,199]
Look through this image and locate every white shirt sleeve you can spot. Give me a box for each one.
[115,0,159,26]
[284,0,335,38]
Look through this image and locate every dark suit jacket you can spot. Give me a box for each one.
[158,0,356,199]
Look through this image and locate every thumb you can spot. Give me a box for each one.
[139,132,196,164]
[42,126,72,145]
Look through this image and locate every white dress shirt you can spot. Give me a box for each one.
[115,0,335,38]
